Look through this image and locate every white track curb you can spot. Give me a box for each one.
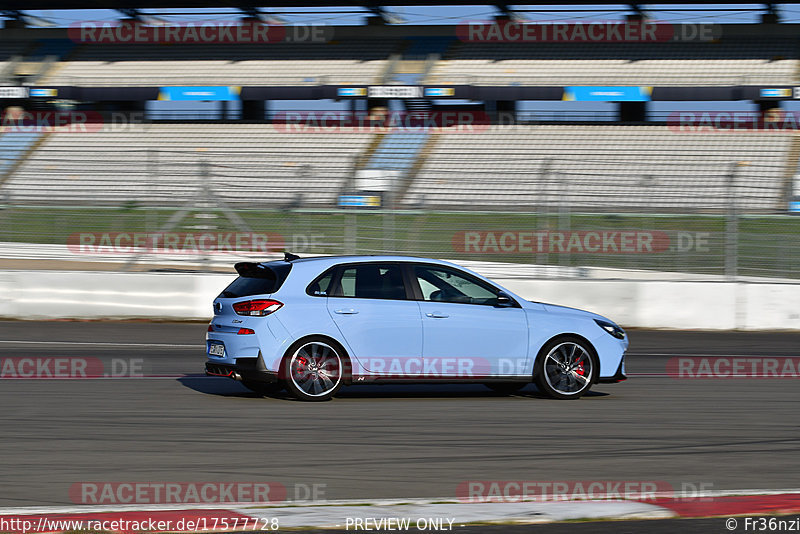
[2,489,799,529]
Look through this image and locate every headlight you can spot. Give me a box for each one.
[595,319,625,339]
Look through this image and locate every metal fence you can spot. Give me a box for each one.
[0,138,798,280]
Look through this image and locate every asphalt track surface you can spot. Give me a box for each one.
[0,321,798,511]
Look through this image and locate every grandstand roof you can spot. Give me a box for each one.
[4,0,800,9]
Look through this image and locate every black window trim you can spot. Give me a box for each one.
[306,260,519,307]
[305,261,416,301]
[306,265,340,297]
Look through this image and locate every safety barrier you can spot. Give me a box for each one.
[1,269,798,330]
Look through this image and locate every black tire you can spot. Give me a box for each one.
[282,337,347,402]
[241,380,284,397]
[534,336,597,399]
[484,382,527,395]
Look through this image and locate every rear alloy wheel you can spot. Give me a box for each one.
[284,340,344,401]
[484,382,526,395]
[535,338,596,399]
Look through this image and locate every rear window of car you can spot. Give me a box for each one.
[307,269,336,296]
[306,263,408,300]
[219,263,292,298]
[339,264,407,300]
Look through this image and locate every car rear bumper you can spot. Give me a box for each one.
[205,357,279,383]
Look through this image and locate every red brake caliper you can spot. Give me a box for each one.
[296,356,308,378]
[573,356,586,376]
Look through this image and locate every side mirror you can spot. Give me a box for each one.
[495,293,514,307]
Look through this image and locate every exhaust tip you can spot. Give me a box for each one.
[232,372,243,381]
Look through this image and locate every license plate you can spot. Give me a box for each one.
[208,343,225,357]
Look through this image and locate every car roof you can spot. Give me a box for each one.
[272,255,456,266]
[254,254,524,302]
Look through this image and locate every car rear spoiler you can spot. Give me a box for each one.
[234,262,275,278]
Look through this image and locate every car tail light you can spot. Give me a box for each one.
[232,299,283,317]
[207,323,214,332]
[237,328,255,335]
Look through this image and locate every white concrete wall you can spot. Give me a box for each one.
[501,279,800,331]
[1,270,799,330]
[0,270,234,321]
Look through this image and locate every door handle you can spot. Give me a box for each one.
[426,312,449,318]
[334,309,359,315]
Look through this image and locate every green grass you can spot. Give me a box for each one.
[1,205,800,278]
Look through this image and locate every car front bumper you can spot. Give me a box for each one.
[597,353,627,383]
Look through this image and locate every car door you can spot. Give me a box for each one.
[326,262,422,375]
[411,264,529,379]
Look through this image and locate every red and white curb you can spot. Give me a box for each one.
[1,490,799,531]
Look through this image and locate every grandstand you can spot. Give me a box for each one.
[425,38,800,86]
[0,40,30,82]
[41,38,800,87]
[3,124,372,205]
[405,125,794,211]
[2,123,793,213]
[43,40,397,86]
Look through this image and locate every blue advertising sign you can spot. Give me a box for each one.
[339,195,381,207]
[563,86,652,102]
[760,88,793,98]
[158,86,241,101]
[424,87,455,97]
[337,88,367,97]
[29,88,58,97]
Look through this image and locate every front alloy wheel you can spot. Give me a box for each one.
[535,338,596,399]
[284,340,343,401]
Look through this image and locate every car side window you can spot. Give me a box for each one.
[414,265,499,306]
[337,264,407,300]
[307,269,336,296]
